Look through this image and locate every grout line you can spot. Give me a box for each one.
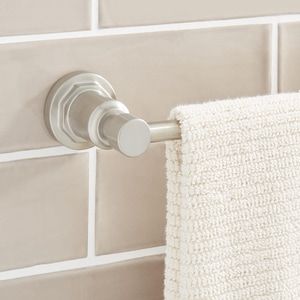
[0,246,166,281]
[87,147,97,258]
[91,0,99,31]
[0,14,300,44]
[271,22,279,94]
[0,146,89,163]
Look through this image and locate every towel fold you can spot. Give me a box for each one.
[165,93,300,300]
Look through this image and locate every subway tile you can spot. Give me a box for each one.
[0,0,90,36]
[0,255,164,300]
[96,144,166,254]
[0,25,269,153]
[99,0,300,27]
[279,22,300,92]
[95,25,270,254]
[0,154,88,271]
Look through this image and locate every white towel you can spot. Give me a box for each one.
[165,93,300,300]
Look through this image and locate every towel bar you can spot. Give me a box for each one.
[44,72,181,157]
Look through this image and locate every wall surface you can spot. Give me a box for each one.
[0,1,299,299]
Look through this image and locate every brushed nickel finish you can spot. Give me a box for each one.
[45,72,180,157]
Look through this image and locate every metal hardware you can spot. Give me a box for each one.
[44,72,181,157]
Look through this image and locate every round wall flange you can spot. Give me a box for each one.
[44,72,117,150]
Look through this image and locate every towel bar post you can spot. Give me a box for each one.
[44,72,180,157]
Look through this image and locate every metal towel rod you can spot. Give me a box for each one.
[44,72,181,157]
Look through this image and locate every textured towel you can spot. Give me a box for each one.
[165,93,300,300]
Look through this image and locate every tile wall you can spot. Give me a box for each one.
[0,1,299,299]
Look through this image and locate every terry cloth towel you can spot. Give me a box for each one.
[165,93,300,300]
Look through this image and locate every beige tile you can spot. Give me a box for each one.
[96,144,166,254]
[0,255,164,300]
[99,0,300,27]
[0,154,88,271]
[0,25,269,153]
[279,22,300,92]
[95,25,270,254]
[0,0,90,36]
